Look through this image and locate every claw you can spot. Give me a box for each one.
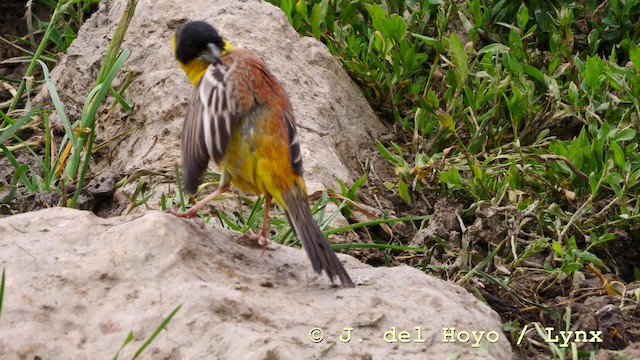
[166,208,206,230]
[240,229,270,256]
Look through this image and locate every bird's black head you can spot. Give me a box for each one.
[174,21,226,64]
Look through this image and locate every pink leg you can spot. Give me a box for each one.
[166,185,230,220]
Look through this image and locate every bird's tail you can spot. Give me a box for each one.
[282,182,354,287]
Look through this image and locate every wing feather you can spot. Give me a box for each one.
[284,109,304,175]
[182,61,243,193]
[182,87,210,194]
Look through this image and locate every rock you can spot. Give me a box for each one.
[0,207,514,359]
[36,0,386,216]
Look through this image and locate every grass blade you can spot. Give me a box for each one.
[0,268,5,318]
[112,331,135,360]
[132,304,182,359]
[324,215,426,236]
[0,108,37,144]
[37,59,77,146]
[8,0,66,112]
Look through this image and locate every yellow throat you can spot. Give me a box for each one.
[172,36,233,87]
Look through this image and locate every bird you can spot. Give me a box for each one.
[169,20,354,287]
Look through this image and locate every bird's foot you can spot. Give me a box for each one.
[166,208,206,230]
[165,207,199,218]
[239,229,271,256]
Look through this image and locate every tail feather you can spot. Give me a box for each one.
[282,186,354,287]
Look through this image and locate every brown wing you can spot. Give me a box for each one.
[240,49,303,176]
[181,59,250,193]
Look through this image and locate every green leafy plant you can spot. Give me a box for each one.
[1,0,138,209]
[271,1,640,356]
[271,0,438,122]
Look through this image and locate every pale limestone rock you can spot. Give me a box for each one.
[0,208,513,359]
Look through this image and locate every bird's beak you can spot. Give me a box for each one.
[199,43,222,64]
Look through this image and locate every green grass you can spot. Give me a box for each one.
[1,0,136,207]
[112,304,182,360]
[0,268,5,318]
[266,0,640,357]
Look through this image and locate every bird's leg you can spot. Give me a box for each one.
[241,194,271,256]
[166,184,230,219]
[168,170,231,221]
[259,195,272,255]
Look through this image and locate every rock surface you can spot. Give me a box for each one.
[0,208,513,359]
[37,0,385,216]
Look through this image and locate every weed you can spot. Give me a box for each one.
[1,0,137,209]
